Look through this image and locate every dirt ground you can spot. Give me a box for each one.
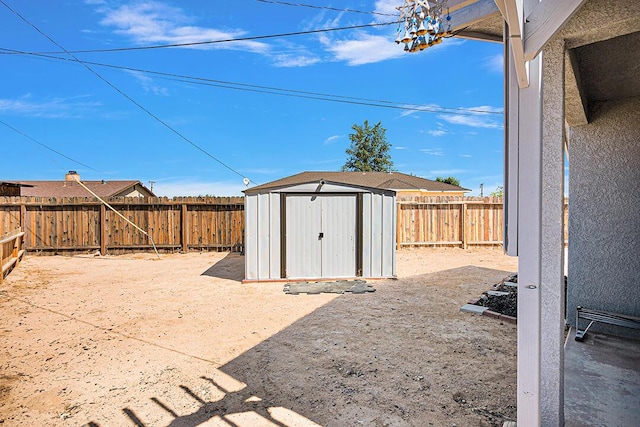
[0,247,518,427]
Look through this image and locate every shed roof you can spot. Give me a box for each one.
[246,171,469,193]
[10,180,154,198]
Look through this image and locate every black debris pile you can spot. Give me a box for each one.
[477,274,518,318]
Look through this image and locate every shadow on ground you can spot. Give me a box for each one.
[93,265,517,427]
[201,253,245,281]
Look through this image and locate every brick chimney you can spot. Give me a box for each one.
[65,171,80,182]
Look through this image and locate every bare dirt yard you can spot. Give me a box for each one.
[0,248,518,427]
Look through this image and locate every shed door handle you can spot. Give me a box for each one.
[319,232,324,239]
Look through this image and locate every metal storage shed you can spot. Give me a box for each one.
[244,172,397,282]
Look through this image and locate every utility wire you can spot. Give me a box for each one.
[73,177,161,259]
[0,21,397,55]
[163,75,501,116]
[0,47,503,117]
[0,119,102,172]
[0,0,254,184]
[255,0,397,17]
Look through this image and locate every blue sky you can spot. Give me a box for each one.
[1,0,505,196]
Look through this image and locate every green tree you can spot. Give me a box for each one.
[342,120,394,172]
[490,186,504,197]
[435,176,461,187]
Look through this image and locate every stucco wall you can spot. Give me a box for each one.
[567,96,640,338]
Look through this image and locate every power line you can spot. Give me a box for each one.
[0,0,255,185]
[255,0,397,17]
[0,21,396,55]
[163,75,500,116]
[0,47,503,117]
[0,119,102,172]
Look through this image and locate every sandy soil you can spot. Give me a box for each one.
[0,247,518,427]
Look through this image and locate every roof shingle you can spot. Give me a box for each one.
[11,180,153,198]
[246,171,469,193]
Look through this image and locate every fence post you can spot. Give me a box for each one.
[461,201,468,249]
[0,237,3,284]
[12,235,19,259]
[0,229,24,284]
[100,204,107,255]
[181,203,188,253]
[396,202,401,250]
[20,202,26,232]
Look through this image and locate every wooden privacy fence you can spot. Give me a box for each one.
[1,228,25,283]
[0,197,244,255]
[397,196,503,248]
[0,195,568,254]
[396,196,569,248]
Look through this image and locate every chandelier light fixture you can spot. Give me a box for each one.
[395,0,452,52]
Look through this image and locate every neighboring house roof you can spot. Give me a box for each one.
[0,182,33,188]
[11,180,155,198]
[246,171,469,193]
[0,181,34,196]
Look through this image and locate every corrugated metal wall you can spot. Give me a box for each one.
[285,195,323,278]
[285,194,357,279]
[244,184,395,281]
[319,194,357,278]
[245,192,281,280]
[361,192,396,278]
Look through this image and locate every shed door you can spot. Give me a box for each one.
[285,194,356,279]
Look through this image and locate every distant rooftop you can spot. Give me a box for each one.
[6,171,155,198]
[12,180,154,198]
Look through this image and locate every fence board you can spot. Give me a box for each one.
[1,196,566,253]
[0,196,244,254]
[1,228,25,283]
[0,204,20,236]
[396,196,566,248]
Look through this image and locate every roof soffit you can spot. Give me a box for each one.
[556,0,640,50]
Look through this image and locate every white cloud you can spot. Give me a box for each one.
[272,54,321,68]
[324,135,341,145]
[303,10,344,32]
[91,1,415,68]
[424,121,450,137]
[439,114,503,129]
[0,94,101,118]
[485,53,504,73]
[95,1,270,53]
[420,148,445,156]
[323,34,405,66]
[398,103,443,118]
[125,70,168,96]
[427,129,448,137]
[374,0,400,17]
[438,106,504,129]
[459,154,472,158]
[394,146,407,150]
[471,105,503,114]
